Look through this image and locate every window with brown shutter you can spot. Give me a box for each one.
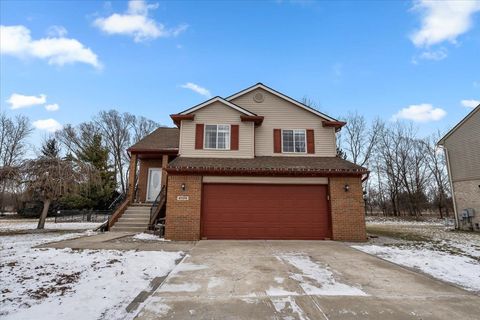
[307,129,315,154]
[230,125,239,150]
[273,129,281,153]
[195,123,204,149]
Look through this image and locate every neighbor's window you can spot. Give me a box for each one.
[282,129,306,153]
[205,124,230,149]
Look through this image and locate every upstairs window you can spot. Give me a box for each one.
[205,124,230,150]
[282,129,306,153]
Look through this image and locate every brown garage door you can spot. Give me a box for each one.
[201,184,330,240]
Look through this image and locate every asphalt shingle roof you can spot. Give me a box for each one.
[128,127,179,152]
[167,156,368,175]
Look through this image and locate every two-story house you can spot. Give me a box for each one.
[438,104,480,231]
[109,83,368,241]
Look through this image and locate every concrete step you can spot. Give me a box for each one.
[131,203,152,207]
[111,226,147,232]
[125,208,151,212]
[124,211,150,216]
[118,217,150,222]
[124,210,150,214]
[117,221,149,226]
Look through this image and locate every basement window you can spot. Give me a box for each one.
[205,124,230,150]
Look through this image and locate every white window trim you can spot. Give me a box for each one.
[281,129,307,154]
[204,124,231,150]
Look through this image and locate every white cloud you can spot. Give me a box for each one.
[32,119,62,132]
[419,47,448,60]
[410,0,480,47]
[393,103,447,122]
[461,99,480,108]
[45,103,60,111]
[94,0,188,42]
[180,82,211,98]
[46,25,68,37]
[6,93,47,110]
[0,25,101,68]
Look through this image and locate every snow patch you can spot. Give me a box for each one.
[171,261,208,275]
[270,296,308,320]
[277,254,367,296]
[0,220,101,231]
[0,232,182,319]
[132,233,170,241]
[266,287,299,296]
[353,244,480,292]
[158,283,201,293]
[274,277,285,284]
[207,277,223,289]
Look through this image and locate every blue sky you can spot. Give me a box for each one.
[1,0,479,146]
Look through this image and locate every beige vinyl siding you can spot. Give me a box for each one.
[231,88,336,157]
[179,101,254,158]
[443,108,480,181]
[203,176,328,184]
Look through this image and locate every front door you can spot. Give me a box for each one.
[146,168,162,202]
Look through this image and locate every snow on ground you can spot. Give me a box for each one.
[0,231,183,319]
[270,296,308,320]
[0,212,17,216]
[353,244,480,292]
[132,233,170,241]
[0,219,101,232]
[356,221,480,293]
[276,254,367,296]
[365,216,446,226]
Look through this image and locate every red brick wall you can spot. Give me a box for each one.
[137,158,164,203]
[164,175,202,241]
[329,176,367,241]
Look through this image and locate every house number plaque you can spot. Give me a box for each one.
[177,195,189,201]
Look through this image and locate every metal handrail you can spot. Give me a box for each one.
[149,185,166,229]
[108,192,125,210]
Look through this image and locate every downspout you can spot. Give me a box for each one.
[442,146,459,229]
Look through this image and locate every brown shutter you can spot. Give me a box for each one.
[230,125,239,150]
[273,129,282,153]
[307,129,315,154]
[195,123,204,149]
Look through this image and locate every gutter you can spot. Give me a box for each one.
[441,145,459,228]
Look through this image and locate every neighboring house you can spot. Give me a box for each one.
[112,83,368,241]
[438,104,480,231]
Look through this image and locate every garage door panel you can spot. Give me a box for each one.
[202,184,330,240]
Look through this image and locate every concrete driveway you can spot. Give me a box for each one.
[134,241,480,320]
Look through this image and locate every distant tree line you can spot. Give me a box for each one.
[337,112,452,218]
[0,110,159,228]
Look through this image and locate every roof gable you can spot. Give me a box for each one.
[226,83,338,122]
[438,104,480,145]
[178,96,256,116]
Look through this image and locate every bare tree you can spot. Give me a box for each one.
[94,110,134,193]
[23,156,98,229]
[56,122,100,159]
[0,113,32,212]
[424,132,451,218]
[132,116,160,144]
[340,112,383,167]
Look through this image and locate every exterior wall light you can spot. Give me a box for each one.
[344,184,350,192]
[181,183,186,192]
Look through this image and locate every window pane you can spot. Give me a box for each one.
[294,130,306,152]
[205,125,217,148]
[217,125,230,149]
[282,130,294,152]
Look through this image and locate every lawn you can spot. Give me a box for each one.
[0,221,183,320]
[352,218,480,293]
